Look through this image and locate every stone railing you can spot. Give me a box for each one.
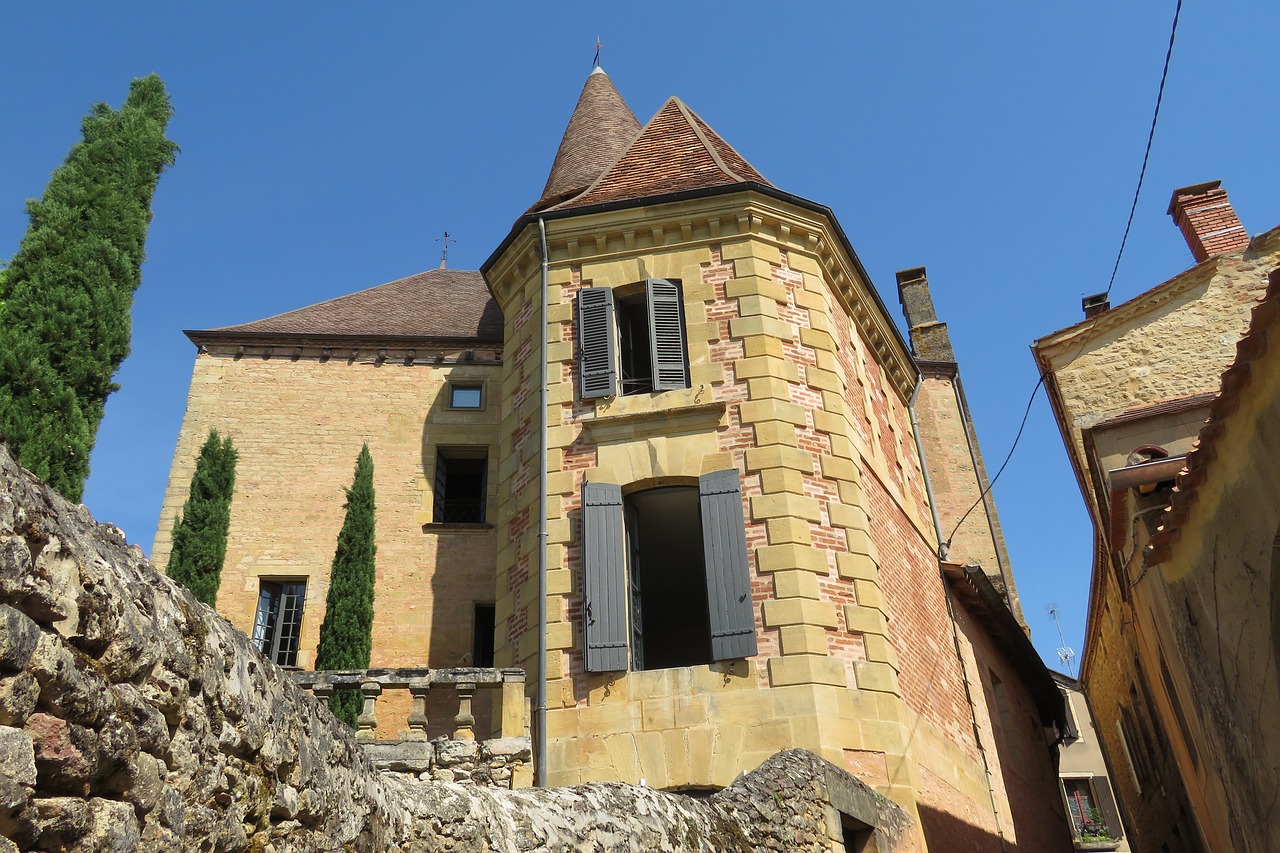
[290,667,532,787]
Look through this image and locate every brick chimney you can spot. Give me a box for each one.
[896,267,955,362]
[1167,180,1250,263]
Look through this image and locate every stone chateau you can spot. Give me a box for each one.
[152,67,1076,850]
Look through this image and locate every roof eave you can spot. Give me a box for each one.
[184,329,502,348]
[482,181,917,374]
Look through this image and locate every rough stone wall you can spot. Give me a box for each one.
[1,438,925,851]
[155,346,500,737]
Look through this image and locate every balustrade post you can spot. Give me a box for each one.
[407,678,431,738]
[356,681,381,739]
[500,675,525,738]
[453,682,476,741]
[311,682,334,704]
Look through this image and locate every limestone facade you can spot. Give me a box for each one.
[1034,182,1280,852]
[151,68,1074,851]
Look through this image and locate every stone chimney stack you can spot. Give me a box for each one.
[1167,180,1250,263]
[896,267,955,362]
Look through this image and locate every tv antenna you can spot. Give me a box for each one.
[1048,605,1076,677]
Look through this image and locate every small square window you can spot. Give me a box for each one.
[449,384,483,409]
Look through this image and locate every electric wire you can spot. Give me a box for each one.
[939,0,1183,555]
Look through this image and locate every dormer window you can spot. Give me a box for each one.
[577,279,689,400]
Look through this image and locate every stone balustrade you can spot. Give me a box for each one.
[289,667,533,787]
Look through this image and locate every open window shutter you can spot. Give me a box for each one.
[699,470,757,661]
[581,482,628,672]
[1092,777,1123,839]
[577,287,617,399]
[646,278,689,391]
[432,456,447,523]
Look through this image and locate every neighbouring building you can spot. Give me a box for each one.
[1054,672,1131,851]
[1033,181,1280,852]
[157,66,1073,851]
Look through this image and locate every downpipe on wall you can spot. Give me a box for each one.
[535,218,549,786]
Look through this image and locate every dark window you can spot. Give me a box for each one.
[580,470,756,673]
[449,383,483,409]
[473,603,495,667]
[577,279,689,400]
[1060,688,1080,740]
[252,580,306,666]
[433,448,488,523]
[1063,778,1104,837]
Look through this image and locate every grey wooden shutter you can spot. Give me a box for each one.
[577,287,617,399]
[581,482,628,672]
[699,470,757,661]
[1092,777,1123,839]
[646,278,689,391]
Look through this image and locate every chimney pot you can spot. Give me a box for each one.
[1167,180,1250,263]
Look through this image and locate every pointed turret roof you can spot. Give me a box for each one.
[533,67,642,212]
[547,97,771,212]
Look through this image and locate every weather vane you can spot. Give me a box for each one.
[593,36,602,69]
[435,231,456,269]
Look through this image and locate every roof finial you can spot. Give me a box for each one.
[435,231,456,270]
[592,36,602,69]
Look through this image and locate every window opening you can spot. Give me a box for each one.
[625,486,713,670]
[449,383,483,409]
[473,603,496,667]
[252,580,306,666]
[617,292,654,395]
[433,448,488,523]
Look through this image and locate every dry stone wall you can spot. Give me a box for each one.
[0,444,914,851]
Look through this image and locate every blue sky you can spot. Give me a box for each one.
[3,2,1277,672]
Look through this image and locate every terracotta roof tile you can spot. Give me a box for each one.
[532,68,642,212]
[191,269,502,342]
[550,97,770,211]
[1146,270,1280,565]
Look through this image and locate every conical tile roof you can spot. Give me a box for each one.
[532,67,642,211]
[549,97,771,212]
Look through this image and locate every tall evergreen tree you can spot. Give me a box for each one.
[0,74,177,501]
[315,445,377,728]
[167,430,238,607]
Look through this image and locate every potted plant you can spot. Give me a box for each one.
[1074,808,1121,851]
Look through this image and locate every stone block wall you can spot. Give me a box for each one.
[154,343,501,736]
[0,438,927,850]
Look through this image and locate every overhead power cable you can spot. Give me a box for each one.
[939,0,1183,556]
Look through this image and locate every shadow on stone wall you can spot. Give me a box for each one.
[0,443,918,851]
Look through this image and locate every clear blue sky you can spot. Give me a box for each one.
[3,2,1277,672]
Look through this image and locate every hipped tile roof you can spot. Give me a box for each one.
[190,269,502,343]
[546,96,771,212]
[532,67,642,212]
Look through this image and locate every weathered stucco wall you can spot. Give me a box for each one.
[1,442,931,852]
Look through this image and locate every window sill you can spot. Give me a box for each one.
[581,399,726,443]
[421,522,494,533]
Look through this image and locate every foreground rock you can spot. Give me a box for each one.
[0,445,914,851]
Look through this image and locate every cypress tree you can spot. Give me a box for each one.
[0,74,177,501]
[315,445,377,728]
[167,430,238,607]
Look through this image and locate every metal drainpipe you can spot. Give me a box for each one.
[535,218,549,787]
[909,375,1009,851]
